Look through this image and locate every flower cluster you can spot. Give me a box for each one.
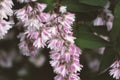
[93,1,114,31]
[49,8,83,80]
[109,60,120,79]
[17,32,39,56]
[15,0,82,79]
[0,0,14,39]
[15,1,50,56]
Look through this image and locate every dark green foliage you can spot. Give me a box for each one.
[99,47,117,73]
[79,0,108,7]
[75,26,109,49]
[110,1,120,51]
[61,0,101,12]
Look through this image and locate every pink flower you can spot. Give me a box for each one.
[0,0,13,19]
[0,0,14,39]
[50,51,61,60]
[93,17,105,26]
[68,73,80,80]
[106,21,113,31]
[33,38,45,48]
[25,30,39,39]
[59,6,67,14]
[54,75,64,80]
[0,20,13,39]
[48,38,64,51]
[109,60,120,79]
[64,13,75,24]
[25,17,40,30]
[55,65,68,77]
[61,52,71,63]
[15,7,28,22]
[50,60,60,67]
[110,68,120,79]
[39,13,50,22]
[36,3,47,12]
[93,1,114,31]
[18,33,38,56]
[48,27,57,35]
[111,60,120,68]
[106,13,114,31]
[64,35,76,43]
[60,21,72,30]
[41,29,51,41]
[70,62,83,73]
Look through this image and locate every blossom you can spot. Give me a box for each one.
[68,73,81,80]
[106,12,114,31]
[110,68,120,79]
[25,30,39,39]
[33,38,45,48]
[48,38,64,51]
[0,0,14,19]
[54,75,64,80]
[18,33,39,56]
[64,34,76,43]
[36,3,47,12]
[55,65,67,77]
[109,60,120,79]
[93,1,114,31]
[0,0,14,39]
[110,60,120,68]
[59,6,67,14]
[93,17,105,26]
[0,20,13,39]
[15,6,31,22]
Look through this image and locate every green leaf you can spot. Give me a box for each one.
[61,0,101,12]
[79,0,108,7]
[99,47,117,73]
[75,26,109,49]
[38,0,54,11]
[90,26,108,35]
[110,1,120,50]
[75,12,98,21]
[74,25,92,34]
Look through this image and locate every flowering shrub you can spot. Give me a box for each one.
[0,0,120,80]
